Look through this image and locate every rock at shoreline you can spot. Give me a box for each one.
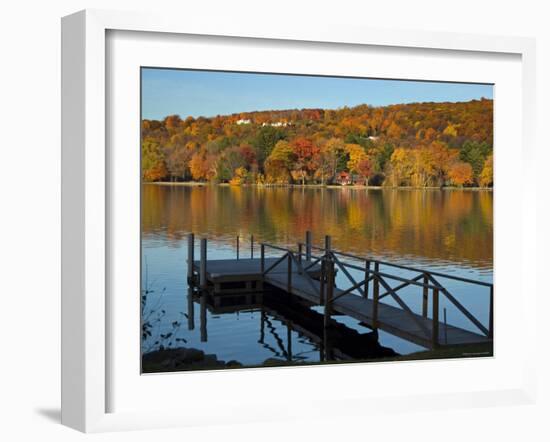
[262,358,288,366]
[142,347,240,372]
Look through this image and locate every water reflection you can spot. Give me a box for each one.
[142,288,399,373]
[142,185,493,271]
[141,184,493,372]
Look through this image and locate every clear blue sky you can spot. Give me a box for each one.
[141,68,493,120]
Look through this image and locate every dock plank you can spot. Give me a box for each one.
[264,272,490,349]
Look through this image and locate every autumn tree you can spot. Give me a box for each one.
[346,143,372,185]
[142,98,493,188]
[389,148,415,186]
[265,140,296,183]
[448,161,473,187]
[387,121,404,139]
[479,154,493,187]
[164,114,182,132]
[189,152,215,181]
[315,138,345,184]
[421,142,457,187]
[165,146,192,181]
[142,139,168,182]
[229,167,249,185]
[252,126,286,165]
[291,137,320,185]
[238,144,257,166]
[356,157,374,186]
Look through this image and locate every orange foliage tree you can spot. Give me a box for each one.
[291,137,320,185]
[448,162,473,187]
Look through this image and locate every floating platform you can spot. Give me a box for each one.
[192,257,324,294]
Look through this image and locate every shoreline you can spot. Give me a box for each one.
[143,182,493,191]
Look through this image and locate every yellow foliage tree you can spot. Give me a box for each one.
[443,124,458,137]
[346,144,367,171]
[229,167,248,186]
[389,147,415,186]
[479,154,493,187]
[264,140,295,184]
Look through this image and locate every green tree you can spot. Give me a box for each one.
[252,126,286,165]
[459,141,491,181]
[374,143,394,173]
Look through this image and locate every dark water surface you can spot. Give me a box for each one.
[141,184,493,369]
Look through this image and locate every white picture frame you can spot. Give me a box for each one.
[61,9,537,433]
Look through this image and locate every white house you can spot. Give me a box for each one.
[236,119,251,125]
[261,121,290,127]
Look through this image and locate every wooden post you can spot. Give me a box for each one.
[373,262,380,327]
[422,273,429,318]
[259,310,265,344]
[250,234,254,259]
[324,258,334,328]
[298,243,303,274]
[287,253,292,293]
[236,235,239,260]
[319,256,326,305]
[305,230,312,261]
[489,285,494,339]
[287,322,292,362]
[324,327,333,361]
[200,292,207,342]
[260,244,265,274]
[444,307,448,344]
[324,236,333,308]
[432,288,439,347]
[187,233,195,283]
[187,288,194,330]
[364,260,370,299]
[200,237,207,289]
[324,235,332,255]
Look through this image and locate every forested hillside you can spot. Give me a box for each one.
[142,98,493,187]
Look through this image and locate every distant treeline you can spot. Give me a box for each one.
[142,98,493,187]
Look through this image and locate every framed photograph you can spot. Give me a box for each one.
[61,9,537,432]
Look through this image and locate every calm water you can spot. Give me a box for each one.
[141,184,493,369]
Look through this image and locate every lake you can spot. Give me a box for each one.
[141,184,493,370]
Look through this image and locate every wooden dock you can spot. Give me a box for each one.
[191,257,324,293]
[187,232,493,350]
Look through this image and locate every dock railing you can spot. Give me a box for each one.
[260,242,322,297]
[236,234,256,260]
[188,231,493,347]
[259,233,492,347]
[296,238,493,345]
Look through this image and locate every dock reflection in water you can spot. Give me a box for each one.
[142,288,398,373]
